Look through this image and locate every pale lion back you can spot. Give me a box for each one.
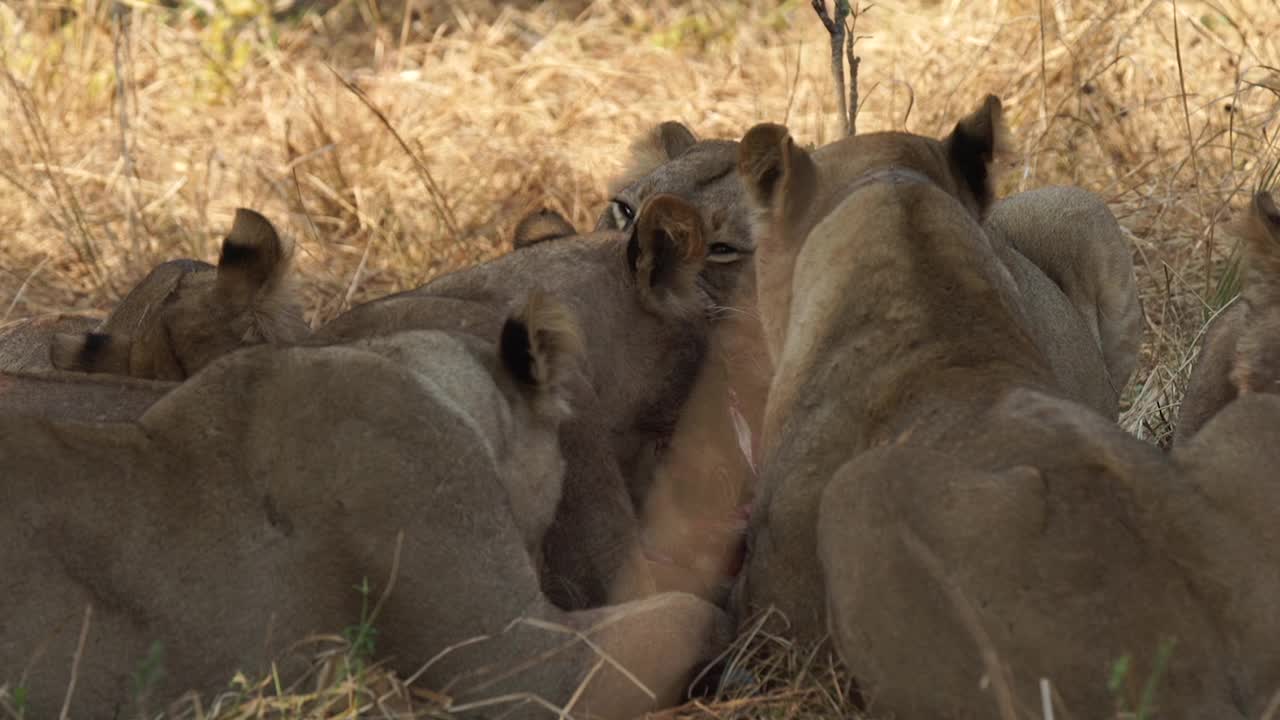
[0,315,98,373]
[984,185,1143,398]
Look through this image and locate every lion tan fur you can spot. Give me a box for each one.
[0,314,99,372]
[0,368,173,423]
[44,209,307,380]
[733,97,1280,718]
[316,195,713,610]
[984,186,1142,416]
[1,295,728,719]
[591,124,771,604]
[597,122,754,309]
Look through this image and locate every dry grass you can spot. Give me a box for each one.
[2,0,1279,716]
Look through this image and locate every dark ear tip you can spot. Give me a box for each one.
[656,121,698,159]
[230,208,278,241]
[220,208,290,281]
[499,293,584,391]
[499,315,536,386]
[741,123,790,151]
[1256,191,1279,225]
[49,331,108,370]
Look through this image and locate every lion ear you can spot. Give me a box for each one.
[738,122,817,234]
[654,121,697,160]
[50,332,134,375]
[513,209,577,249]
[1245,191,1280,281]
[626,193,707,316]
[607,122,700,197]
[216,208,291,308]
[1229,191,1280,395]
[500,292,584,419]
[944,94,1010,217]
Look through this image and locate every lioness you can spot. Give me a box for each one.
[316,194,712,609]
[733,97,1278,717]
[983,186,1142,416]
[1,293,728,719]
[1176,190,1280,443]
[592,123,1140,607]
[591,123,769,604]
[606,123,1140,419]
[24,208,308,379]
[596,121,756,308]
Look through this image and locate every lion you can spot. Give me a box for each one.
[596,121,755,309]
[604,123,1141,420]
[590,123,1140,608]
[0,292,729,719]
[983,186,1142,417]
[30,208,308,380]
[1176,190,1280,443]
[732,97,1279,718]
[586,123,769,604]
[316,194,714,610]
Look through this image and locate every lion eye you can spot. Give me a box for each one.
[609,199,636,230]
[707,242,742,263]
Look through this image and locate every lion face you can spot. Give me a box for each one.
[596,122,755,313]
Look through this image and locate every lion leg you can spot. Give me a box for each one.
[1169,393,1280,712]
[985,186,1142,393]
[818,446,1050,720]
[540,420,653,610]
[819,436,1241,719]
[435,592,729,719]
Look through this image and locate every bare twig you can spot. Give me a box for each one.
[812,0,851,136]
[812,1,864,137]
[3,254,51,324]
[111,2,141,257]
[57,605,93,720]
[1171,0,1210,295]
[367,530,404,625]
[845,1,866,136]
[396,0,415,73]
[327,64,459,237]
[1,65,104,287]
[900,527,1020,720]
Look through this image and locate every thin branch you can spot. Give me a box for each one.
[1171,0,1210,295]
[845,1,867,136]
[812,0,851,136]
[813,1,865,137]
[57,605,93,720]
[326,63,459,237]
[112,2,142,258]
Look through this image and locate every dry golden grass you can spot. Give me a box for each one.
[2,0,1279,716]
